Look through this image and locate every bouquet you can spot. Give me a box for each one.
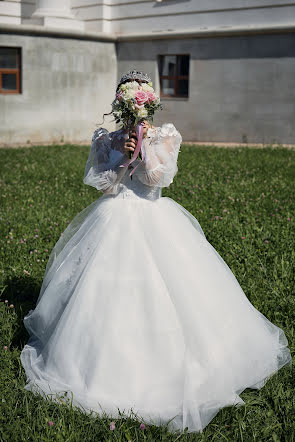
[111,81,163,177]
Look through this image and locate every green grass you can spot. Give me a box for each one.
[0,143,294,441]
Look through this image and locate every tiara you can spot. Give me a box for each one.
[119,70,152,84]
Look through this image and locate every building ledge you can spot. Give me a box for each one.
[0,23,116,42]
[0,22,295,42]
[118,22,295,41]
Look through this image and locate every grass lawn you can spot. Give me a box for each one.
[0,143,294,441]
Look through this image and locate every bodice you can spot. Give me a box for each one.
[102,128,162,201]
[83,123,182,198]
[111,173,162,201]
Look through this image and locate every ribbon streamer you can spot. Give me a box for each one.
[119,123,145,177]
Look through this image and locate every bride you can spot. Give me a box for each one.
[20,70,292,434]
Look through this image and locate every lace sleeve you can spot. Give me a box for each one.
[83,128,129,195]
[135,123,182,188]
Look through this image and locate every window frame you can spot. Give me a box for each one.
[158,53,190,98]
[0,47,22,95]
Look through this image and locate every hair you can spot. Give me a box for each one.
[97,78,149,127]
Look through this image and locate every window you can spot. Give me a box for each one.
[158,54,189,98]
[0,47,21,94]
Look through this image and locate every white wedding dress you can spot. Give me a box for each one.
[21,123,292,433]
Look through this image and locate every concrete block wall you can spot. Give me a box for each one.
[0,33,117,145]
[117,32,295,143]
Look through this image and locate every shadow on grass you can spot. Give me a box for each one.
[2,275,40,350]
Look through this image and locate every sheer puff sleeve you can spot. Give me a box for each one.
[135,123,182,188]
[83,128,129,195]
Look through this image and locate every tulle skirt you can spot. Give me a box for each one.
[20,193,292,433]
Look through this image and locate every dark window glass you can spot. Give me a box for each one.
[161,78,175,96]
[2,73,17,90]
[177,55,189,76]
[162,55,176,76]
[0,48,18,68]
[177,79,189,96]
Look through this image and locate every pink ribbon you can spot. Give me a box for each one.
[119,122,145,177]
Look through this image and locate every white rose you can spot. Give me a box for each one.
[126,81,139,90]
[141,83,154,93]
[137,107,148,118]
[123,90,135,101]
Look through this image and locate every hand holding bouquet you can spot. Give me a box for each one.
[111,80,163,177]
[124,122,150,161]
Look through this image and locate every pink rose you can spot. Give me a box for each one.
[135,90,148,106]
[146,91,156,103]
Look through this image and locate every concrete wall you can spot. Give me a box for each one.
[117,32,295,144]
[1,26,295,145]
[0,33,117,145]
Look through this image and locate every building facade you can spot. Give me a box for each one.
[1,0,295,145]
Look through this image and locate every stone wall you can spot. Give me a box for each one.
[0,33,117,145]
[117,32,295,143]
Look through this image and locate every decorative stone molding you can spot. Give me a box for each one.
[0,22,294,42]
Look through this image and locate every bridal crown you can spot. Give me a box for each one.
[119,70,152,84]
